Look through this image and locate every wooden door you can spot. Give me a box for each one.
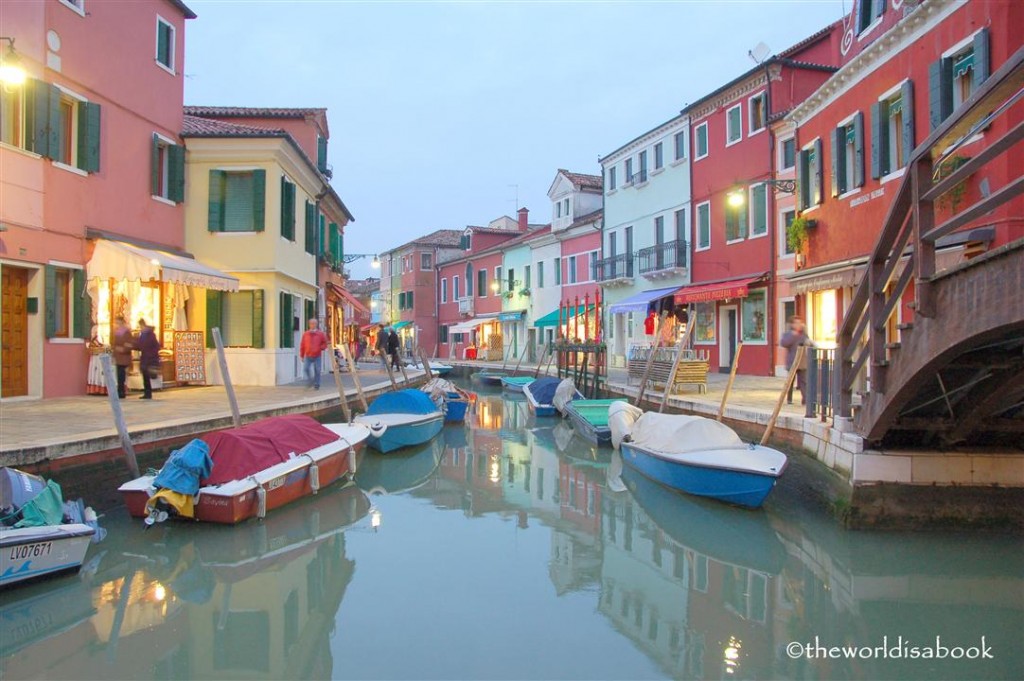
[1,267,30,397]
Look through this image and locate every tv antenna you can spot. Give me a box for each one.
[748,42,771,64]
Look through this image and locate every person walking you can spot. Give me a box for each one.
[376,327,390,370]
[135,319,162,400]
[112,316,133,398]
[780,315,812,405]
[387,327,402,370]
[300,318,329,389]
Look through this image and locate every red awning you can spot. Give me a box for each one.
[327,282,370,315]
[674,276,763,305]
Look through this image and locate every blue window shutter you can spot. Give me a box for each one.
[900,80,915,167]
[251,289,264,348]
[168,144,185,203]
[205,290,222,348]
[252,169,266,232]
[929,58,953,131]
[208,170,225,231]
[972,28,990,89]
[76,101,101,172]
[852,112,865,188]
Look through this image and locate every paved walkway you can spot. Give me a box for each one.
[0,364,425,465]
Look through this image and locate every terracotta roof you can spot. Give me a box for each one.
[184,106,326,119]
[559,169,603,192]
[567,208,603,231]
[181,115,289,137]
[412,229,464,247]
[777,20,842,59]
[168,0,197,19]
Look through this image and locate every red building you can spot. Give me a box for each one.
[786,0,1024,348]
[683,23,842,375]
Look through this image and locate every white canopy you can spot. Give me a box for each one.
[449,318,487,333]
[87,240,239,292]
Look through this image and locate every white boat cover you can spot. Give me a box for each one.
[608,402,644,450]
[420,378,458,407]
[628,412,744,453]
[553,378,578,414]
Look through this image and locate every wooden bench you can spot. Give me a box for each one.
[628,350,710,395]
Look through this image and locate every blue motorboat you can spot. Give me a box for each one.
[471,369,507,386]
[355,390,445,454]
[500,376,535,393]
[523,377,581,417]
[618,412,787,509]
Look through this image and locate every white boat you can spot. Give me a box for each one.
[1,524,95,587]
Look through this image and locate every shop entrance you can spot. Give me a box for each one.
[1,266,30,397]
[718,305,738,372]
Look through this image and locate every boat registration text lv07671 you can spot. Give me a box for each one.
[9,542,53,560]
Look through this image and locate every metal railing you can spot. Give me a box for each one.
[805,347,836,421]
[638,240,688,274]
[595,253,634,281]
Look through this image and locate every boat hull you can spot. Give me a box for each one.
[564,399,624,446]
[500,377,534,393]
[366,414,445,453]
[444,393,469,422]
[121,441,363,524]
[472,371,506,386]
[620,442,780,508]
[0,524,95,587]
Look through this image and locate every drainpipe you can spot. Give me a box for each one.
[764,61,779,377]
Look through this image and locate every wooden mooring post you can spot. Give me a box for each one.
[328,348,352,422]
[717,341,744,421]
[761,345,806,445]
[338,341,369,410]
[212,328,242,429]
[99,353,140,478]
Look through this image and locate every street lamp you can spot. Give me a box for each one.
[490,280,500,293]
[727,189,746,207]
[371,255,380,268]
[0,38,26,88]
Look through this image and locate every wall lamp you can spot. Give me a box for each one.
[0,37,26,88]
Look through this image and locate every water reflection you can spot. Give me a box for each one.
[2,390,1022,680]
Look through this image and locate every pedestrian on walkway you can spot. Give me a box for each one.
[135,319,162,400]
[300,318,329,389]
[780,315,812,405]
[658,310,676,347]
[112,316,133,398]
[376,327,390,369]
[387,327,402,370]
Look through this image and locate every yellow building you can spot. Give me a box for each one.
[181,108,353,386]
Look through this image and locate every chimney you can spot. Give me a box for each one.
[517,207,529,232]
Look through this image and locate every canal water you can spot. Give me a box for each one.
[2,388,1022,680]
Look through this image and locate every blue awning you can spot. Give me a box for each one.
[498,310,524,322]
[607,286,680,315]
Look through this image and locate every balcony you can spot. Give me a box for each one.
[595,254,634,287]
[638,240,688,279]
[458,296,474,316]
[629,168,648,186]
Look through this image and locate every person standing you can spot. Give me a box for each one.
[376,327,389,369]
[643,310,657,338]
[780,315,811,405]
[300,318,329,389]
[135,319,162,400]
[387,326,402,370]
[658,310,676,347]
[112,316,133,398]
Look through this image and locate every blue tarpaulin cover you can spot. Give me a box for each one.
[367,389,440,416]
[155,439,214,496]
[526,377,562,405]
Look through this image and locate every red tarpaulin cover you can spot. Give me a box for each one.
[201,414,339,486]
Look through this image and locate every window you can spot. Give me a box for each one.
[654,216,665,245]
[328,222,342,263]
[749,92,767,133]
[59,0,85,15]
[523,265,531,289]
[858,0,884,34]
[563,198,570,216]
[696,202,711,250]
[461,233,472,250]
[742,289,767,343]
[208,170,267,232]
[871,82,914,178]
[50,269,71,338]
[930,30,990,129]
[831,113,865,196]
[453,275,460,300]
[303,202,316,253]
[568,255,577,284]
[151,134,185,203]
[440,325,449,343]
[507,268,514,292]
[674,131,686,161]
[421,252,432,270]
[554,257,562,286]
[407,290,414,309]
[781,137,796,170]
[537,262,544,288]
[441,277,448,303]
[695,303,715,344]
[607,166,617,191]
[316,135,328,173]
[495,266,502,294]
[782,210,797,254]
[726,104,742,145]
[0,85,25,148]
[398,292,405,310]
[725,189,749,242]
[797,139,823,209]
[624,158,633,185]
[674,208,686,242]
[477,269,486,297]
[637,150,647,183]
[556,201,562,218]
[694,122,709,159]
[589,250,598,281]
[278,176,296,240]
[155,17,175,73]
[653,142,663,169]
[749,184,768,237]
[466,264,473,296]
[624,225,633,257]
[13,80,99,170]
[206,289,264,348]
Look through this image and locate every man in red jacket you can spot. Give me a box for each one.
[300,318,329,389]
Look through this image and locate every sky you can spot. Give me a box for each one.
[183,0,848,279]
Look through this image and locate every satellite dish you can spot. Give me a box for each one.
[749,42,772,64]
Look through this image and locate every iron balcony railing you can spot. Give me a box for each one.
[595,253,634,281]
[638,240,688,274]
[805,347,836,422]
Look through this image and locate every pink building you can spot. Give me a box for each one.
[0,0,239,399]
[548,170,603,340]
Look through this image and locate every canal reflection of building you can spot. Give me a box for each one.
[0,483,370,680]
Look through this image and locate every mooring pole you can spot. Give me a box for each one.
[212,328,241,429]
[99,353,139,478]
[761,345,806,445]
[717,341,744,421]
[338,341,369,410]
[329,348,352,421]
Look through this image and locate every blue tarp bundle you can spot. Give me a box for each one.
[527,377,562,405]
[367,389,440,416]
[154,439,214,496]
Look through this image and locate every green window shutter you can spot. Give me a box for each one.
[739,194,749,238]
[813,138,823,205]
[168,144,185,203]
[830,126,845,197]
[151,135,160,196]
[408,290,414,309]
[251,169,266,232]
[27,79,51,157]
[76,101,101,172]
[280,176,294,240]
[318,221,325,257]
[304,299,315,326]
[973,28,990,89]
[279,292,293,348]
[929,58,953,131]
[47,84,61,162]
[251,289,265,348]
[752,184,767,235]
[72,269,90,339]
[317,136,328,173]
[852,111,865,188]
[205,289,222,348]
[796,149,807,211]
[304,201,316,254]
[44,265,58,338]
[900,80,915,168]
[870,101,885,178]
[157,23,170,66]
[208,170,226,231]
[725,204,737,241]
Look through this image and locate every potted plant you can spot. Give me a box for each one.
[519,288,531,297]
[786,215,817,255]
